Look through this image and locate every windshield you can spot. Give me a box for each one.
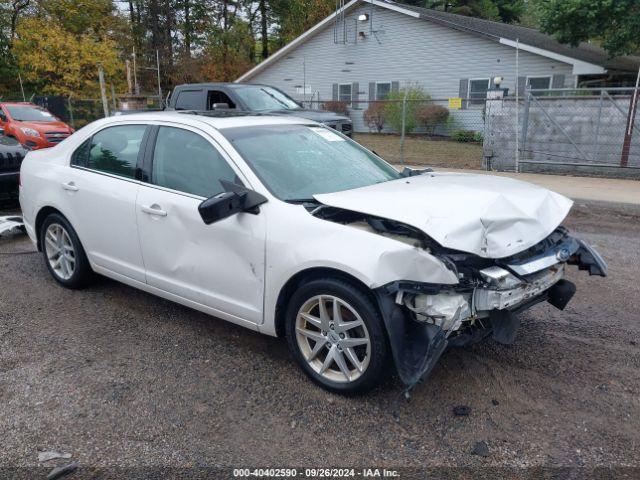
[233,86,301,111]
[6,105,57,122]
[222,124,401,201]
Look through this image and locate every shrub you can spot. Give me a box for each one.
[452,130,484,143]
[416,104,449,135]
[384,85,430,133]
[363,102,387,132]
[322,100,349,115]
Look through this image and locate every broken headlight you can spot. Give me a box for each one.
[404,292,471,333]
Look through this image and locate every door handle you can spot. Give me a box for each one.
[61,181,79,192]
[141,204,167,217]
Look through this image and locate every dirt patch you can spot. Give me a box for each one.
[354,133,483,169]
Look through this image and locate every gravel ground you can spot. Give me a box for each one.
[0,202,639,477]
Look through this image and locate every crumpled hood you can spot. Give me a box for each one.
[314,172,573,258]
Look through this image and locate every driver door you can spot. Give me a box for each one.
[136,125,266,325]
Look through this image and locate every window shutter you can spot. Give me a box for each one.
[369,82,375,101]
[332,83,338,101]
[552,74,565,89]
[352,82,360,109]
[391,81,400,93]
[517,76,526,96]
[459,78,468,109]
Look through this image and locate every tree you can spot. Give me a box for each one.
[384,85,430,133]
[538,0,640,57]
[13,16,124,97]
[400,0,524,23]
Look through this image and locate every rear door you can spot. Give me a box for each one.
[135,124,266,325]
[65,123,149,281]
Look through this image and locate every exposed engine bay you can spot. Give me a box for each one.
[308,202,607,389]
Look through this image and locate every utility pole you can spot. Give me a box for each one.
[125,59,133,95]
[18,72,25,101]
[156,49,162,107]
[132,47,139,95]
[515,38,520,173]
[98,64,109,117]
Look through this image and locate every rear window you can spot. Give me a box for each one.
[174,90,204,110]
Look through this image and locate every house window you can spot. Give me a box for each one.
[527,76,552,93]
[469,79,490,105]
[339,84,352,104]
[376,82,391,100]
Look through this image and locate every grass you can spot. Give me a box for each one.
[354,133,484,170]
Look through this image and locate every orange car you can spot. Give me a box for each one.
[0,102,74,150]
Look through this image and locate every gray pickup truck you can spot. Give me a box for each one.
[166,83,353,136]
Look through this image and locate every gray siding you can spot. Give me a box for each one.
[247,3,575,132]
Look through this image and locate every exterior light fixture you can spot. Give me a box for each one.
[358,13,369,21]
[493,76,503,86]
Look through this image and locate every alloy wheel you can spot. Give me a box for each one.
[295,295,371,383]
[44,223,76,280]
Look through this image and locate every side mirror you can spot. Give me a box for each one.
[211,102,230,110]
[198,182,267,225]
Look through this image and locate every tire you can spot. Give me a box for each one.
[285,277,390,394]
[40,213,93,289]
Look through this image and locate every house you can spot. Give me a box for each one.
[236,0,640,133]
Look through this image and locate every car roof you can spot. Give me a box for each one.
[1,102,39,107]
[174,82,272,89]
[106,110,314,130]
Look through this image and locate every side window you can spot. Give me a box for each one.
[152,126,239,198]
[84,125,146,178]
[175,90,204,110]
[376,82,391,100]
[208,90,236,109]
[71,138,91,166]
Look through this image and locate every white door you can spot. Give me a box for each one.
[136,125,266,324]
[63,124,147,282]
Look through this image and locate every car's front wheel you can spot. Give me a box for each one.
[285,278,390,394]
[41,213,93,289]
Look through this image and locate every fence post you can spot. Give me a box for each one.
[98,64,109,118]
[621,86,639,167]
[400,89,407,165]
[592,90,604,162]
[521,88,530,157]
[67,96,75,129]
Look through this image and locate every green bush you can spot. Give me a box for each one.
[416,104,449,135]
[452,130,483,143]
[384,85,430,133]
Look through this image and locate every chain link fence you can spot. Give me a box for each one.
[485,87,640,178]
[301,98,486,169]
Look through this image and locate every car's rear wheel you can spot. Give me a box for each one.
[285,278,390,394]
[41,213,93,289]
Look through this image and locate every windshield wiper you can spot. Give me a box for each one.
[260,88,294,109]
[285,198,317,204]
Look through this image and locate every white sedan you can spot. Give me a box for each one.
[19,112,606,393]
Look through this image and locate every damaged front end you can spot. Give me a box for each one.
[311,204,607,390]
[376,226,606,389]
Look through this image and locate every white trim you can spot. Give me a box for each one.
[236,0,360,82]
[367,0,420,18]
[499,38,606,75]
[526,75,552,90]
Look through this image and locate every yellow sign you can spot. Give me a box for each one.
[449,97,462,109]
